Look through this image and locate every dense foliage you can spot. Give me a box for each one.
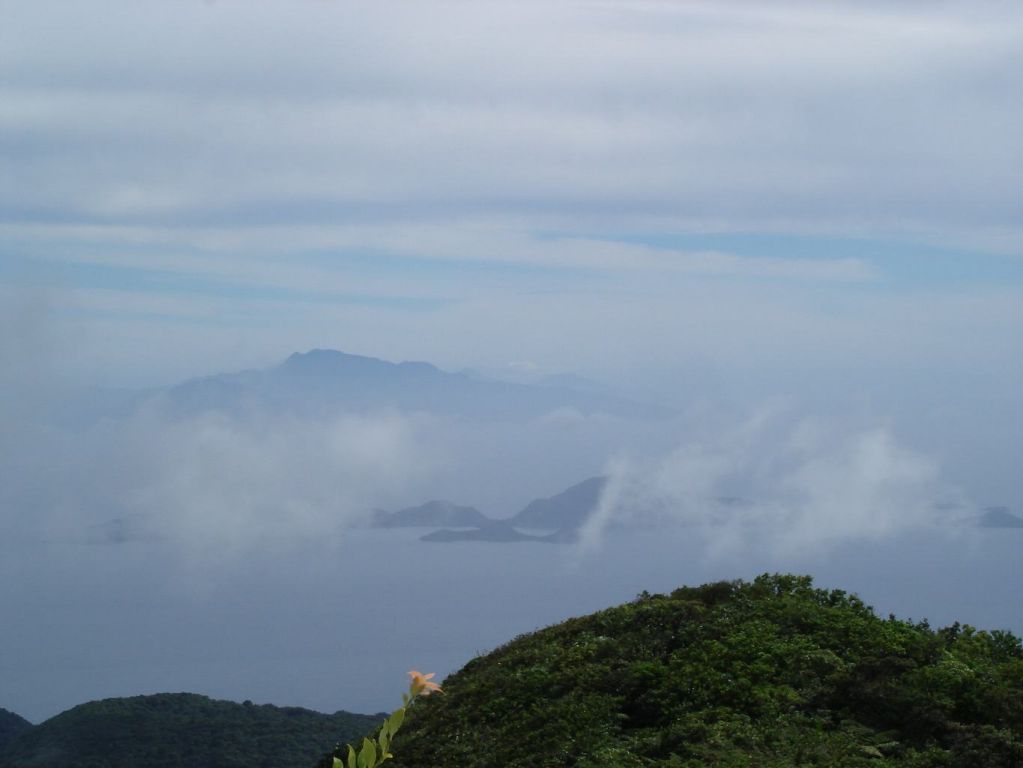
[380,574,1023,768]
[0,693,380,768]
[0,710,32,752]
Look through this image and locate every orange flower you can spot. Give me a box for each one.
[407,669,443,696]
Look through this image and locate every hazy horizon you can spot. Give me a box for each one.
[2,0,1021,727]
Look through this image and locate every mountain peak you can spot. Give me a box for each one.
[0,706,33,749]
[157,350,667,422]
[282,348,383,369]
[281,349,442,377]
[508,475,608,530]
[3,694,377,768]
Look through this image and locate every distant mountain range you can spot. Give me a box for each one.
[0,694,378,768]
[61,348,1020,546]
[371,477,607,543]
[373,477,604,529]
[372,476,1023,545]
[86,466,1023,547]
[153,349,668,422]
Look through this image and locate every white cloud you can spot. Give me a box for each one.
[579,412,958,556]
[117,407,433,556]
[0,397,440,564]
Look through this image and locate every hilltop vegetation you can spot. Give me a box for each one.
[7,576,1023,768]
[372,575,1023,768]
[0,693,379,768]
[0,710,31,752]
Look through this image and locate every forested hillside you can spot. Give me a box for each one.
[0,710,31,753]
[0,693,379,768]
[359,575,1023,768]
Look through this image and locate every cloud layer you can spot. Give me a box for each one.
[2,1,1021,241]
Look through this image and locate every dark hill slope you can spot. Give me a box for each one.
[0,710,31,752]
[0,693,379,768]
[378,575,1023,768]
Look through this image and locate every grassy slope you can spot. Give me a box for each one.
[375,574,1023,768]
[0,693,381,768]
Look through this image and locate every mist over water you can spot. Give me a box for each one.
[1,349,1019,724]
[0,337,1019,726]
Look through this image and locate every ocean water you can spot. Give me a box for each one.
[2,525,1020,723]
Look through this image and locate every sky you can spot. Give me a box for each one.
[2,0,1021,384]
[3,0,1021,498]
[1,0,1022,723]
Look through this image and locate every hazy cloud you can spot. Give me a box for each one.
[581,412,959,556]
[109,407,432,555]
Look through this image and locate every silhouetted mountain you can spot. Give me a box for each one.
[0,710,31,752]
[0,693,378,768]
[506,476,607,530]
[380,474,1021,546]
[373,501,490,529]
[375,477,609,540]
[156,349,667,421]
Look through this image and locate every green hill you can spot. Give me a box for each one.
[353,574,1023,768]
[0,710,32,752]
[0,693,379,768]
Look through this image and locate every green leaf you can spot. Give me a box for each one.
[333,758,343,768]
[346,744,357,768]
[378,729,390,759]
[386,706,406,736]
[359,737,377,768]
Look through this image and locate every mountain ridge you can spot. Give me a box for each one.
[0,710,31,753]
[376,476,1023,544]
[0,693,379,768]
[157,349,668,422]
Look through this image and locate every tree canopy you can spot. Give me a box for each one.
[0,693,379,768]
[370,574,1023,767]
